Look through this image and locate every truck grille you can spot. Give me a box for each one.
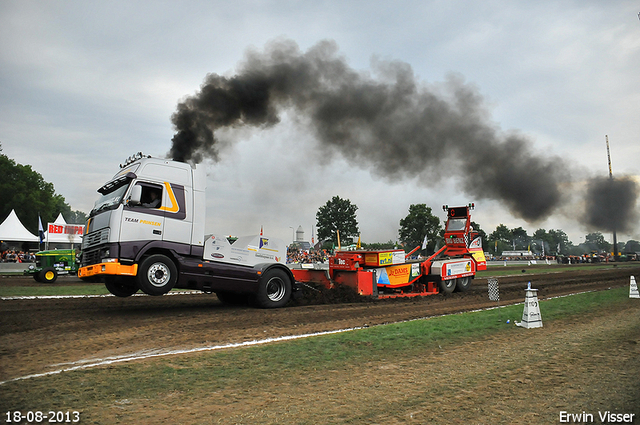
[83,228,110,250]
[82,248,103,266]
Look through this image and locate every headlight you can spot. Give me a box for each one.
[102,258,118,263]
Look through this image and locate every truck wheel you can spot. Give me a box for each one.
[137,254,177,296]
[105,276,138,297]
[253,269,292,308]
[455,276,471,292]
[438,278,456,294]
[39,267,58,284]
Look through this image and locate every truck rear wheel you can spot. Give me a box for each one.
[137,254,177,296]
[438,278,456,294]
[455,276,471,292]
[253,269,292,308]
[39,267,58,284]
[105,276,138,297]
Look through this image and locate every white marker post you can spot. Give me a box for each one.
[630,276,639,299]
[517,282,543,329]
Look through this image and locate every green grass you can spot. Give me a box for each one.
[477,262,638,278]
[1,286,635,411]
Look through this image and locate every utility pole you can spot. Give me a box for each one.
[606,135,619,260]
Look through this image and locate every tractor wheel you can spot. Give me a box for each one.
[105,276,138,297]
[39,267,58,284]
[454,276,471,292]
[438,278,456,294]
[253,269,292,308]
[137,254,177,296]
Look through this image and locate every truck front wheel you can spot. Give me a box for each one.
[137,254,177,296]
[253,269,292,308]
[105,276,138,297]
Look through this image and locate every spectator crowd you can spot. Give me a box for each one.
[1,250,36,263]
[286,248,328,264]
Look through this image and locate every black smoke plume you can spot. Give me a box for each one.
[583,176,639,233]
[169,39,636,229]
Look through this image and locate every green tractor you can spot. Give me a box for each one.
[25,249,79,283]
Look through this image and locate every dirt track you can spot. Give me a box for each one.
[1,264,638,383]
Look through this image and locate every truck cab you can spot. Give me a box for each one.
[78,153,295,308]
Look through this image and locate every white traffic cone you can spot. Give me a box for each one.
[517,282,543,329]
[630,276,639,299]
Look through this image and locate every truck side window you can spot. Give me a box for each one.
[139,183,163,209]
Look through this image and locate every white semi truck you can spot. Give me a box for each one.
[78,153,296,308]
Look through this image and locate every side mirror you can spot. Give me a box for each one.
[128,184,142,206]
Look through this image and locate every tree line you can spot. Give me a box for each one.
[0,143,86,237]
[315,195,639,256]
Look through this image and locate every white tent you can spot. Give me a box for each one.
[0,210,39,242]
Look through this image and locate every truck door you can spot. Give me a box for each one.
[120,182,165,244]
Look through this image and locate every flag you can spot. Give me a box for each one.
[357,234,361,249]
[421,234,428,250]
[38,215,45,244]
[260,225,263,236]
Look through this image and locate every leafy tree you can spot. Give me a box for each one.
[624,240,640,253]
[361,240,396,250]
[316,196,359,245]
[487,224,511,255]
[584,232,611,253]
[510,227,529,250]
[548,229,572,254]
[0,148,85,235]
[489,224,511,243]
[398,204,442,254]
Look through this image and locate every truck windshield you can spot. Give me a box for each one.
[446,218,467,232]
[90,176,131,216]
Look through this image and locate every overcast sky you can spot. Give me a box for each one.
[1,0,639,246]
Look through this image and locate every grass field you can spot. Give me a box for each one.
[2,286,638,423]
[476,262,638,278]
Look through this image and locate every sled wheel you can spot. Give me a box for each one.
[454,276,471,292]
[438,278,456,294]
